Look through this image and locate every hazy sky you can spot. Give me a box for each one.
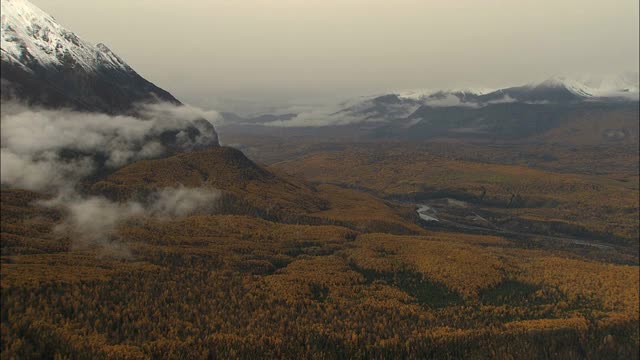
[31,0,639,111]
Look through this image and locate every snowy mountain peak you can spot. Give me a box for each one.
[95,42,132,70]
[1,0,130,72]
[533,73,639,100]
[535,76,593,98]
[1,0,181,113]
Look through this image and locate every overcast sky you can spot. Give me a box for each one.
[31,0,639,112]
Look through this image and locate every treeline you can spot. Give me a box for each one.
[2,274,638,359]
[1,191,638,359]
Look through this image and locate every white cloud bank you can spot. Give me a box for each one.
[1,102,219,191]
[41,187,220,257]
[1,101,222,257]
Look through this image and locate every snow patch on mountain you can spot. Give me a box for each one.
[396,88,494,101]
[535,76,594,97]
[1,0,130,72]
[531,73,639,100]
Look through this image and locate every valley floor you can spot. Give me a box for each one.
[1,138,639,359]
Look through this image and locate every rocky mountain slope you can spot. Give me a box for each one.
[1,0,180,113]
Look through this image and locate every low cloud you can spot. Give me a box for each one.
[486,95,517,104]
[263,97,418,127]
[42,193,145,257]
[40,187,220,258]
[424,94,480,108]
[1,148,95,192]
[1,101,222,257]
[1,101,219,191]
[260,93,489,127]
[146,187,220,218]
[264,108,370,127]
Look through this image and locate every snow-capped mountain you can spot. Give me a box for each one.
[1,0,128,72]
[229,73,638,144]
[0,0,180,113]
[479,74,639,104]
[331,73,639,122]
[534,73,639,100]
[408,74,638,106]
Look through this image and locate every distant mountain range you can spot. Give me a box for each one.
[396,73,639,104]
[221,73,639,144]
[1,0,180,114]
[313,73,639,123]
